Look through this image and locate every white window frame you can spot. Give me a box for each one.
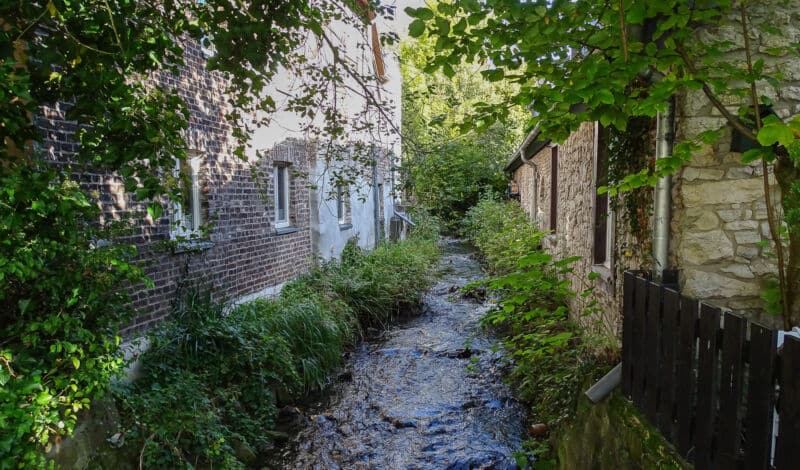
[591,122,615,277]
[337,185,351,225]
[171,152,203,240]
[274,164,290,229]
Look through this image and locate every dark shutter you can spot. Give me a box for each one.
[593,126,609,264]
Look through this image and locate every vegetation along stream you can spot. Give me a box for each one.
[273,239,527,469]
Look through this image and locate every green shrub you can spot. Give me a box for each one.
[0,168,147,468]
[463,196,609,463]
[461,195,544,274]
[113,237,439,467]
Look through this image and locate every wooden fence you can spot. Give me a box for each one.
[621,271,800,470]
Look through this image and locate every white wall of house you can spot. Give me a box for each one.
[310,155,394,260]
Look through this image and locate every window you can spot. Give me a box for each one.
[172,152,204,239]
[593,123,614,268]
[274,164,290,228]
[550,146,558,232]
[337,185,351,226]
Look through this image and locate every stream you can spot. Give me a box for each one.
[273,239,528,469]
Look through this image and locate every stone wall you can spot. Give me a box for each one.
[672,0,800,326]
[512,122,653,341]
[38,40,313,334]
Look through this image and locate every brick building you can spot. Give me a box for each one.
[37,11,401,334]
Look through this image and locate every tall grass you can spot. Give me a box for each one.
[112,231,439,468]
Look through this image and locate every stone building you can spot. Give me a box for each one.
[38,9,402,334]
[507,0,800,332]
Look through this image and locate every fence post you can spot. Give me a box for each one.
[776,335,800,469]
[717,313,746,468]
[744,324,776,470]
[631,276,649,408]
[657,288,680,441]
[645,281,663,423]
[622,271,635,396]
[675,296,698,457]
[694,303,721,469]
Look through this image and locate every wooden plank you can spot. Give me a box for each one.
[657,288,680,441]
[644,281,662,423]
[621,271,635,396]
[717,313,746,469]
[631,275,649,408]
[776,336,800,469]
[694,303,721,470]
[743,324,776,470]
[675,296,698,458]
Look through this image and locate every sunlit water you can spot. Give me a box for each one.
[274,239,527,469]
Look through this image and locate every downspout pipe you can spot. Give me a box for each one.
[653,97,676,281]
[373,160,381,249]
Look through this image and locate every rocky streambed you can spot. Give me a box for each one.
[271,239,528,469]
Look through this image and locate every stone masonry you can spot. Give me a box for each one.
[672,0,800,326]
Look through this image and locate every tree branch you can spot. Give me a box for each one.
[675,44,757,142]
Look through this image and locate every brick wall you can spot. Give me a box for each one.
[37,41,313,335]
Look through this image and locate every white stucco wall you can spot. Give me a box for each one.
[310,154,395,260]
[247,8,402,159]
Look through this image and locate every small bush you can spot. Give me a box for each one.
[461,195,544,274]
[462,196,609,462]
[113,236,439,467]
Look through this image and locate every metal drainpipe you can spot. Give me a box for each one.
[653,97,675,281]
[373,161,380,248]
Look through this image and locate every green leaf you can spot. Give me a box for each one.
[71,357,80,370]
[758,122,795,147]
[147,203,163,220]
[741,148,766,163]
[408,19,426,38]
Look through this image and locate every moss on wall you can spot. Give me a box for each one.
[557,392,689,470]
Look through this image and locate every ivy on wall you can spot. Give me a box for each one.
[607,116,655,256]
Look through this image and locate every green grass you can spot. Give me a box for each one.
[110,231,440,468]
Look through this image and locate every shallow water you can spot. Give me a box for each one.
[275,239,527,469]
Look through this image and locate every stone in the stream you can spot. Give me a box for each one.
[528,423,549,438]
[276,406,304,430]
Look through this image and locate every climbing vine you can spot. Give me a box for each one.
[607,116,655,253]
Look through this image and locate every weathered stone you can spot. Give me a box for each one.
[716,209,741,222]
[682,178,766,206]
[761,221,771,237]
[725,166,755,179]
[724,220,759,231]
[679,230,734,265]
[682,167,725,182]
[687,209,720,231]
[721,263,755,279]
[736,245,760,259]
[734,230,762,244]
[689,143,722,167]
[682,269,761,298]
[751,258,778,276]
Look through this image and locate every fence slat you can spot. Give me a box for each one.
[694,303,721,469]
[776,336,800,469]
[717,313,746,469]
[658,288,680,441]
[676,296,699,457]
[622,272,635,396]
[631,276,649,408]
[645,281,662,423]
[743,324,776,470]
